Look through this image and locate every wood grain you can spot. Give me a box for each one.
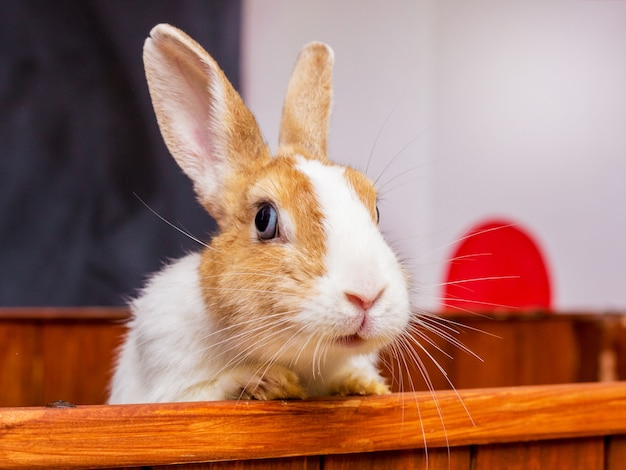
[607,435,626,470]
[152,457,321,470]
[471,437,605,470]
[3,310,626,406]
[0,322,41,406]
[41,321,126,405]
[381,313,619,393]
[0,309,128,406]
[1,382,625,468]
[451,317,580,387]
[0,307,129,321]
[323,447,471,470]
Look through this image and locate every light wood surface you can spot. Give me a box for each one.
[2,382,625,468]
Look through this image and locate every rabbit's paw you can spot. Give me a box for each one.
[230,365,307,400]
[329,373,391,396]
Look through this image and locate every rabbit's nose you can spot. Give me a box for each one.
[344,289,384,312]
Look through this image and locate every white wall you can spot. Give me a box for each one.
[242,0,626,311]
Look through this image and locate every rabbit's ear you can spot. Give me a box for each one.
[143,24,269,219]
[278,42,334,161]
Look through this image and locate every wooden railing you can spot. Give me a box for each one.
[2,382,626,469]
[1,309,626,469]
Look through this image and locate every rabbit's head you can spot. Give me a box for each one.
[143,24,410,369]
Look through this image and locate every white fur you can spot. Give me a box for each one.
[110,254,301,403]
[109,254,218,403]
[291,158,411,393]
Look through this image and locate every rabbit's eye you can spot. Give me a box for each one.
[376,205,380,224]
[255,203,279,240]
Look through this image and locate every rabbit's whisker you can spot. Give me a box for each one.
[376,165,422,195]
[373,128,429,186]
[133,193,210,248]
[417,312,499,338]
[431,275,519,290]
[198,311,294,344]
[199,270,295,283]
[206,324,298,380]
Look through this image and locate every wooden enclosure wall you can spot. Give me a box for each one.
[387,311,626,392]
[1,309,626,406]
[2,309,626,469]
[0,309,127,407]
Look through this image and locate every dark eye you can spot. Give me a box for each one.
[255,203,279,240]
[375,205,380,224]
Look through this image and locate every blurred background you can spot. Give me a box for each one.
[2,0,625,312]
[0,1,236,305]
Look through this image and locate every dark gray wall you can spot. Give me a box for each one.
[0,1,240,305]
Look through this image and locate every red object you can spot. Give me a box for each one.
[441,219,552,313]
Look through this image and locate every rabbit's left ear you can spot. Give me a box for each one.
[278,42,334,161]
[143,24,270,221]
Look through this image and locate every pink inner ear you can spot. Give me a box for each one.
[441,219,552,313]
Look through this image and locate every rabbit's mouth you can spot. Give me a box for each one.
[338,333,365,348]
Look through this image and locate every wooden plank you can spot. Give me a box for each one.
[1,382,625,468]
[600,315,626,381]
[0,307,129,321]
[152,456,321,469]
[471,437,605,470]
[448,317,581,388]
[40,322,126,405]
[607,435,626,470]
[0,309,128,406]
[324,447,470,470]
[383,313,601,392]
[572,318,604,382]
[0,322,41,407]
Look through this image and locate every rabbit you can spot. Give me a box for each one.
[108,24,411,403]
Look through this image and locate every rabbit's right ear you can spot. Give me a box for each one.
[143,24,270,220]
[278,42,334,161]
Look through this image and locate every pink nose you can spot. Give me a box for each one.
[345,290,383,311]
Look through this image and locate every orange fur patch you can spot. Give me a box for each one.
[197,155,327,350]
[278,43,333,161]
[343,167,379,223]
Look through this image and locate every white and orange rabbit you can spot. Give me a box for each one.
[108,24,411,403]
